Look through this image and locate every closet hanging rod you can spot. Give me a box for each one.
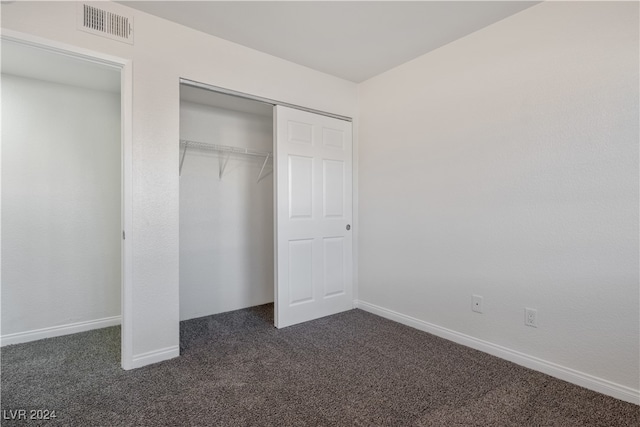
[180,140,272,158]
[179,140,272,180]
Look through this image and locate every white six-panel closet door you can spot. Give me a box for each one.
[274,105,353,328]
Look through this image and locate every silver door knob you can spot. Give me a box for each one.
[346,224,351,231]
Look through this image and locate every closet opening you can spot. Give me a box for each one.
[1,36,128,365]
[179,79,354,342]
[179,83,275,347]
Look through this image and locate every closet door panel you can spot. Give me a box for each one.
[323,159,345,218]
[323,237,345,297]
[288,239,314,305]
[289,155,314,219]
[275,105,353,328]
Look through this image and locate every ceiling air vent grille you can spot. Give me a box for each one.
[77,3,134,45]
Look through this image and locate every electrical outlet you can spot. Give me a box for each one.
[472,295,483,313]
[525,308,538,328]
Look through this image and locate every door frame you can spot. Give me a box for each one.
[180,78,352,122]
[0,29,134,369]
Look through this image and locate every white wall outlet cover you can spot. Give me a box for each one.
[525,308,538,328]
[472,295,483,313]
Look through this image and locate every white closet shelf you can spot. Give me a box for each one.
[180,139,271,157]
[179,139,272,182]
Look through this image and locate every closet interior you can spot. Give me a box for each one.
[179,84,275,323]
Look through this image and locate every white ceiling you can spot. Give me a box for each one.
[122,1,539,83]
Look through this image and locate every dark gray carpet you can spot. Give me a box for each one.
[2,305,638,426]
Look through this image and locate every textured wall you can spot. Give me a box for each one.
[358,1,639,394]
[2,74,121,335]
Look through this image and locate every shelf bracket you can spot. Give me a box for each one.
[179,143,188,176]
[219,151,230,180]
[257,153,270,183]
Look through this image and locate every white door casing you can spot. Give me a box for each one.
[274,106,353,328]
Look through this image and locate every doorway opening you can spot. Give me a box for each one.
[1,34,132,368]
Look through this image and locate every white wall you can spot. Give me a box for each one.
[1,74,121,338]
[358,1,639,402]
[179,100,273,320]
[1,1,358,366]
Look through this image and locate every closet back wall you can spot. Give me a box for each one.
[2,74,121,339]
[179,101,273,320]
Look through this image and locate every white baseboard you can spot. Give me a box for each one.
[1,316,121,347]
[354,300,639,405]
[130,345,180,369]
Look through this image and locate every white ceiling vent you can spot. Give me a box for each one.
[77,3,134,45]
